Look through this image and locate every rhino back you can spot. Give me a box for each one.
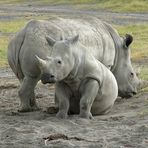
[7,25,26,80]
[49,17,116,67]
[8,18,118,79]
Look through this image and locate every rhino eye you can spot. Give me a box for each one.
[130,72,134,77]
[57,60,62,64]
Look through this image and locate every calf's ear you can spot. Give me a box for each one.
[35,55,47,69]
[68,34,79,44]
[60,34,64,40]
[124,34,133,48]
[46,36,56,46]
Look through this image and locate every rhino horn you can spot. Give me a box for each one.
[124,34,133,48]
[47,56,53,61]
[46,36,56,46]
[35,55,47,68]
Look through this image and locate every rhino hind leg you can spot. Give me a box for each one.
[91,97,115,115]
[18,76,39,112]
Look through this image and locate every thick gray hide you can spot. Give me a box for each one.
[7,18,139,112]
[36,35,118,119]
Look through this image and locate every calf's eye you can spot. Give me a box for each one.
[57,60,62,64]
[130,72,134,77]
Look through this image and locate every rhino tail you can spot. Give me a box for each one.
[7,27,26,81]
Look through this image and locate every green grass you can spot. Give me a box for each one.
[0,0,26,4]
[0,0,148,13]
[115,24,148,61]
[40,0,148,13]
[93,0,148,13]
[0,20,27,33]
[0,20,27,67]
[31,0,148,13]
[0,36,9,67]
[139,66,148,81]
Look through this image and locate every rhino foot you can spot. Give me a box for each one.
[79,112,93,119]
[46,106,59,114]
[31,104,40,111]
[18,105,40,112]
[18,107,33,112]
[56,111,68,119]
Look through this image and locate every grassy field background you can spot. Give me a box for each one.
[1,0,148,13]
[0,0,147,81]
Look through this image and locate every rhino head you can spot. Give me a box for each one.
[112,34,139,98]
[36,35,79,84]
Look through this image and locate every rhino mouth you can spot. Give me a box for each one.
[41,73,56,84]
[41,79,56,84]
[119,91,136,99]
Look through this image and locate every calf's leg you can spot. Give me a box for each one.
[79,79,99,119]
[55,82,72,119]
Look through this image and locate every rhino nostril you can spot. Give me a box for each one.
[50,75,55,78]
[132,91,137,95]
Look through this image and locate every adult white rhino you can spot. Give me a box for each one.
[7,17,139,112]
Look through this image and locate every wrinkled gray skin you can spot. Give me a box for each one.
[36,35,118,119]
[7,18,139,112]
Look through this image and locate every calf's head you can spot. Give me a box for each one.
[113,34,139,98]
[36,35,79,84]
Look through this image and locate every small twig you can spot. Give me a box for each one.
[43,133,102,145]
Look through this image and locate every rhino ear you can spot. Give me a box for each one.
[60,36,63,40]
[46,56,52,60]
[35,55,47,69]
[68,34,79,44]
[124,34,133,48]
[60,34,64,40]
[46,36,56,46]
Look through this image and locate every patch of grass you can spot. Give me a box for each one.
[93,0,148,13]
[114,24,148,62]
[0,20,27,33]
[0,0,148,13]
[32,0,147,13]
[0,0,26,5]
[138,107,148,117]
[138,66,148,81]
[0,19,25,67]
[35,0,148,13]
[0,36,9,67]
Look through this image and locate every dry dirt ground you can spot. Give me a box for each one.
[0,3,148,148]
[0,69,147,148]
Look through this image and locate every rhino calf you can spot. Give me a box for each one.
[36,35,118,119]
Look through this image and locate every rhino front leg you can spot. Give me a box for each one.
[79,79,99,119]
[18,76,39,112]
[55,82,71,119]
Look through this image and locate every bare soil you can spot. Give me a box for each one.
[0,69,148,147]
[0,3,148,148]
